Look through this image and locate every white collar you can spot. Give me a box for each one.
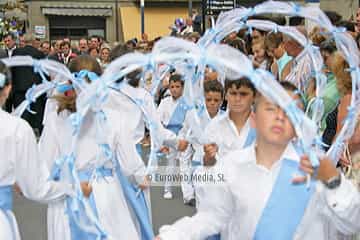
[249,141,300,168]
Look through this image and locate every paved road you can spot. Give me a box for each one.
[13,147,196,239]
[13,187,195,239]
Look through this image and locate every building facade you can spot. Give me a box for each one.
[23,0,358,43]
[25,0,197,43]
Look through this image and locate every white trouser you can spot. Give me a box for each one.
[179,146,195,201]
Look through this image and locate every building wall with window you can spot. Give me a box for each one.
[25,0,359,43]
[27,1,117,42]
[26,0,195,43]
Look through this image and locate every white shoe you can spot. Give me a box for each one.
[163,191,173,199]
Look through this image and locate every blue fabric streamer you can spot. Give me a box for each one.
[0,73,5,88]
[33,60,49,83]
[57,84,74,93]
[24,84,37,114]
[70,113,83,136]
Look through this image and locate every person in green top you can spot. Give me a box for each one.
[306,40,340,139]
[265,32,293,81]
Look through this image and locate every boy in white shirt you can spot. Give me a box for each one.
[156,82,360,240]
[178,80,224,206]
[203,77,257,167]
[157,74,188,199]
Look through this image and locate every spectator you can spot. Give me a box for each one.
[78,37,89,55]
[10,33,46,135]
[3,33,17,57]
[40,41,51,56]
[182,18,194,35]
[356,8,360,33]
[192,9,202,33]
[60,41,77,65]
[99,44,111,69]
[89,47,100,60]
[18,34,25,48]
[126,38,138,49]
[32,37,41,50]
[89,35,100,50]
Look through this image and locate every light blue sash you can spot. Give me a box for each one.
[67,167,112,240]
[276,52,293,79]
[113,157,154,240]
[0,185,16,240]
[0,186,12,211]
[244,128,256,148]
[50,165,108,240]
[136,143,143,156]
[166,98,189,135]
[253,158,315,240]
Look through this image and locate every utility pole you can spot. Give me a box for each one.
[201,0,206,34]
[115,0,119,41]
[188,0,192,17]
[141,0,145,35]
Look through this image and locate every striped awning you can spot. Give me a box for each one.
[41,5,113,17]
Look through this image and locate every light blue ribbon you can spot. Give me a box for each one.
[70,113,83,136]
[24,84,37,114]
[344,105,356,124]
[291,2,302,15]
[33,60,50,83]
[0,73,6,88]
[0,185,16,240]
[57,83,74,93]
[76,70,100,82]
[285,101,320,168]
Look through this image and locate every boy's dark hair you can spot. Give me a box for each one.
[169,74,184,86]
[253,81,303,111]
[204,80,224,98]
[224,77,256,95]
[265,32,283,50]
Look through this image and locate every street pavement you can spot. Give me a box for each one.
[13,146,196,239]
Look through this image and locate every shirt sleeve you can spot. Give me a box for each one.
[115,121,147,185]
[159,165,233,239]
[319,174,360,235]
[143,92,178,149]
[16,119,74,203]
